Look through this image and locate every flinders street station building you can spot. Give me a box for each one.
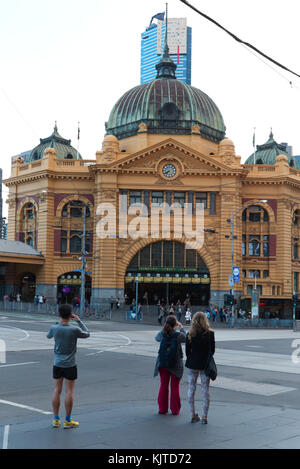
[3,43,300,318]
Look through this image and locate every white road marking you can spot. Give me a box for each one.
[0,400,51,415]
[2,425,9,449]
[208,376,297,396]
[0,362,39,368]
[86,334,132,356]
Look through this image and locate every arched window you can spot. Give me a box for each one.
[61,201,91,218]
[20,202,37,249]
[23,203,35,220]
[70,233,82,253]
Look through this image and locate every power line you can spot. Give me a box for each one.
[179,0,300,81]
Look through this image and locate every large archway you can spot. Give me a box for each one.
[57,272,92,305]
[124,241,210,306]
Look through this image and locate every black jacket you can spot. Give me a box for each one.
[185,330,215,370]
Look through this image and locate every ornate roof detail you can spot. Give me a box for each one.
[23,124,82,163]
[245,131,298,169]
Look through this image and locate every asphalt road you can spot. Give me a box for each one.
[0,312,300,450]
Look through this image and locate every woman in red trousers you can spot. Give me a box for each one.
[154,315,186,415]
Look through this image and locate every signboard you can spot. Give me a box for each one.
[233,267,240,283]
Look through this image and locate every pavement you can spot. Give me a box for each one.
[0,311,300,450]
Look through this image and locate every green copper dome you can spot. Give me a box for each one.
[24,124,82,163]
[245,131,298,169]
[105,47,226,143]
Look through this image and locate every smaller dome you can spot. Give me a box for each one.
[245,131,298,169]
[24,123,82,163]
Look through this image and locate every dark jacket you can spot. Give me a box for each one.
[185,330,215,370]
[154,328,186,378]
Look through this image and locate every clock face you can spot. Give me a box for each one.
[162,163,177,178]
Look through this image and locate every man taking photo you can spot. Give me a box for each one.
[47,304,90,428]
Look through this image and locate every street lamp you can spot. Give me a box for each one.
[226,199,267,327]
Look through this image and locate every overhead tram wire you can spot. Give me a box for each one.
[179,0,300,84]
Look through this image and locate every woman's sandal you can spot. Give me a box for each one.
[201,416,208,424]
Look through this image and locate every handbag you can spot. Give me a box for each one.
[204,332,217,381]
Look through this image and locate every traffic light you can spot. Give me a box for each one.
[292,294,298,308]
[224,294,234,306]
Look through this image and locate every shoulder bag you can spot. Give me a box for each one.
[204,332,217,381]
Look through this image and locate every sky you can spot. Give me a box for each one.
[1,0,300,217]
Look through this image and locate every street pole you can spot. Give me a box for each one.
[231,211,235,328]
[135,276,138,313]
[80,205,87,318]
[293,291,296,333]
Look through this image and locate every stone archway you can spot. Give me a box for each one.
[122,239,212,307]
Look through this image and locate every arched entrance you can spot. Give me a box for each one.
[57,272,91,305]
[124,241,210,306]
[20,272,36,302]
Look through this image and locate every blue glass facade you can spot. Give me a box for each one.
[141,22,192,85]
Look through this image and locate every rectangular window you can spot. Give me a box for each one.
[242,270,246,278]
[151,191,164,205]
[294,272,299,293]
[263,235,269,257]
[163,241,173,267]
[173,192,186,208]
[263,270,269,278]
[247,284,253,295]
[70,206,82,218]
[242,235,246,256]
[174,243,184,267]
[195,192,207,209]
[294,239,299,259]
[249,270,260,278]
[140,245,150,266]
[129,191,142,205]
[249,211,260,222]
[151,242,162,267]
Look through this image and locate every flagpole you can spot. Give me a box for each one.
[253,127,256,165]
[77,121,80,160]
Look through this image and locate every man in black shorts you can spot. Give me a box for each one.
[47,304,90,428]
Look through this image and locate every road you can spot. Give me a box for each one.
[0,311,300,450]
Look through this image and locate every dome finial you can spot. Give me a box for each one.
[54,121,58,133]
[155,3,177,79]
[269,127,274,140]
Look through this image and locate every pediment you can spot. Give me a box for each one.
[104,138,239,175]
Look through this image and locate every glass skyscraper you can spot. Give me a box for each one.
[141,18,192,85]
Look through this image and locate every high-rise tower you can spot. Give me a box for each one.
[141,17,192,84]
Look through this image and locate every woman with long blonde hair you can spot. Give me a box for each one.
[185,311,215,424]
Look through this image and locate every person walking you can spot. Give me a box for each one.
[46,304,90,429]
[154,315,186,415]
[185,311,215,424]
[176,301,182,323]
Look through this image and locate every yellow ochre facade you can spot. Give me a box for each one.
[4,47,300,318]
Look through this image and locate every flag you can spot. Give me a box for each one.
[77,122,80,140]
[252,128,256,148]
[150,12,165,25]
